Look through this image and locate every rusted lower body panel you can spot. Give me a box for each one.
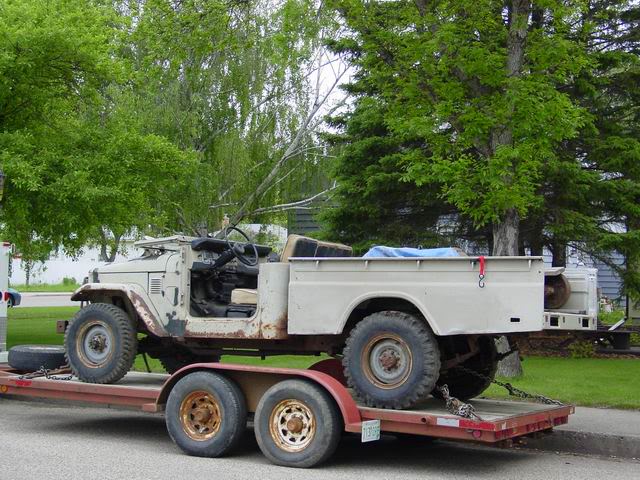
[72,283,167,337]
[0,362,573,445]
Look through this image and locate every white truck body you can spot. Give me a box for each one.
[288,256,545,336]
[74,240,545,340]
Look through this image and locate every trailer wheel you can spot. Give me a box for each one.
[435,336,498,400]
[165,371,247,458]
[342,311,441,409]
[254,379,342,468]
[8,345,67,372]
[64,303,137,384]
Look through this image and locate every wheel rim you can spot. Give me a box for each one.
[269,399,316,452]
[76,320,114,367]
[180,391,222,441]
[362,332,413,389]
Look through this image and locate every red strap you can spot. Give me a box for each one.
[479,256,485,276]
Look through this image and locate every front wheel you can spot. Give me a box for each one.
[64,303,137,384]
[342,310,441,409]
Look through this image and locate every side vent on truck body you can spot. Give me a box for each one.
[149,277,163,295]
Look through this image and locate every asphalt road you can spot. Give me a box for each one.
[0,398,637,480]
[18,293,77,308]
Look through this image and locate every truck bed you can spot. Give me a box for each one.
[287,256,545,336]
[0,364,572,444]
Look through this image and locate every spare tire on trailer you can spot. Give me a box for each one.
[8,345,67,372]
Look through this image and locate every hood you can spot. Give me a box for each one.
[96,252,177,275]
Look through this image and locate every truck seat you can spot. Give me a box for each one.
[280,234,352,262]
[230,288,258,305]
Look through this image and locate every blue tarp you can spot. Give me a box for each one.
[363,246,463,258]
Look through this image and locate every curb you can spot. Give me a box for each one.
[517,429,640,460]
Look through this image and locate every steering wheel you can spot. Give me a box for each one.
[223,226,259,267]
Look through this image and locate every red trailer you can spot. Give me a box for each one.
[0,360,573,468]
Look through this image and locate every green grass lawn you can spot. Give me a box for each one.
[6,307,640,409]
[482,356,640,409]
[7,306,80,348]
[11,283,80,293]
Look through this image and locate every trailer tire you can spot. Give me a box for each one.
[64,303,137,384]
[165,371,247,458]
[434,336,498,401]
[343,310,441,409]
[8,345,67,372]
[254,379,342,468]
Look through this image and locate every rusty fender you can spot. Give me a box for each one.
[71,283,168,337]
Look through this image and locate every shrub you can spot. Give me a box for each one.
[598,309,625,326]
[62,277,77,286]
[568,340,596,359]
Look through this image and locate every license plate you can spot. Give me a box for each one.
[361,419,381,443]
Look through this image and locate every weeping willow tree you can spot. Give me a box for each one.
[120,0,344,236]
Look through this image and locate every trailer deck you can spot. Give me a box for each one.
[0,362,573,446]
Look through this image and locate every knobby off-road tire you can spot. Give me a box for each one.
[254,379,342,468]
[64,303,137,384]
[435,336,498,401]
[8,345,66,372]
[342,310,441,409]
[166,371,247,458]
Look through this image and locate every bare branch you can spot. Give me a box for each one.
[247,185,338,216]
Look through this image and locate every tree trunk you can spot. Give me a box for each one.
[495,336,523,377]
[494,0,531,377]
[492,208,520,256]
[24,260,31,287]
[551,238,567,267]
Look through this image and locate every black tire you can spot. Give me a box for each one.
[165,371,247,458]
[342,310,441,409]
[7,295,14,308]
[8,345,66,372]
[64,303,137,384]
[254,379,342,468]
[159,354,220,375]
[435,336,498,400]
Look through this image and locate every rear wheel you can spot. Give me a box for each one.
[254,379,342,468]
[435,336,498,400]
[342,310,441,409]
[64,303,137,384]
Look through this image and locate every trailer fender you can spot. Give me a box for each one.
[155,361,362,432]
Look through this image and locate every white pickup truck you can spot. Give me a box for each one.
[67,228,545,409]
